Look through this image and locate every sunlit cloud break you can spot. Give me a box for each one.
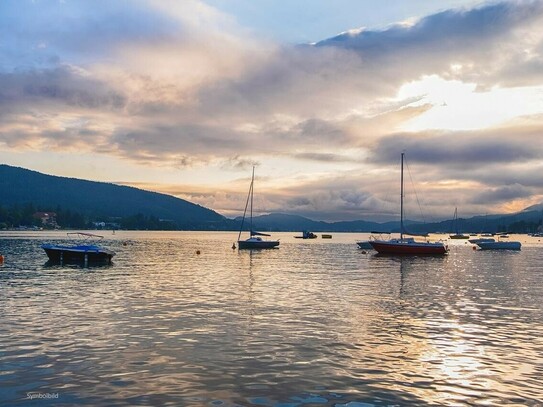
[1,0,543,221]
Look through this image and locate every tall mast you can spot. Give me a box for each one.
[454,207,458,234]
[250,165,254,236]
[400,152,404,240]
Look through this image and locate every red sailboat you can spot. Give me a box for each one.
[370,153,448,256]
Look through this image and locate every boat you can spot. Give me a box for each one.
[294,231,317,239]
[42,232,115,264]
[357,232,390,250]
[369,153,448,255]
[356,241,373,250]
[237,167,280,250]
[321,234,332,239]
[475,240,521,250]
[468,238,495,244]
[449,207,469,239]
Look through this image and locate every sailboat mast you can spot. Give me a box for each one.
[250,166,254,236]
[454,207,458,234]
[400,152,404,240]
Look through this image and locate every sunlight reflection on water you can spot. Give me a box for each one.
[1,231,543,406]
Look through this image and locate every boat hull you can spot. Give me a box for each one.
[449,234,469,239]
[476,241,521,250]
[42,244,115,264]
[238,240,280,249]
[370,240,448,255]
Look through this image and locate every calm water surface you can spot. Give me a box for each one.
[1,231,543,406]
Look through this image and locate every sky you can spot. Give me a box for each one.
[2,0,543,222]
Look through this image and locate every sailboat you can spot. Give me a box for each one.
[449,207,469,239]
[369,153,448,255]
[237,166,280,250]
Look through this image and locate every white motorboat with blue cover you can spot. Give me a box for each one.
[42,232,115,264]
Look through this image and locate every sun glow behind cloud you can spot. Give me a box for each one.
[398,75,543,131]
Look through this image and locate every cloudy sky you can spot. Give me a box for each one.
[2,0,543,222]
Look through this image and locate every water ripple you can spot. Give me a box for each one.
[1,231,543,405]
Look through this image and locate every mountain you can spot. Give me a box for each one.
[522,203,543,212]
[405,209,543,234]
[239,208,543,234]
[0,164,230,229]
[237,212,421,233]
[2,164,541,233]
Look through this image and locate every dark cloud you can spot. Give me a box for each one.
[440,162,543,189]
[294,152,360,163]
[470,184,533,204]
[370,130,542,166]
[318,2,539,52]
[315,1,543,91]
[0,0,183,66]
[0,66,126,110]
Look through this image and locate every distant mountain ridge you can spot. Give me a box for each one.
[0,164,229,229]
[1,164,541,233]
[240,210,542,234]
[236,212,421,233]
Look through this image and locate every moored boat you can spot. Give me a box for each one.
[294,231,317,239]
[370,238,448,255]
[468,238,495,244]
[369,153,448,256]
[449,207,469,239]
[475,240,521,250]
[238,236,279,249]
[236,167,279,250]
[356,241,373,250]
[42,232,115,264]
[357,232,390,250]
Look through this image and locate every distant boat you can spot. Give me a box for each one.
[42,232,115,264]
[357,232,390,250]
[356,241,373,250]
[449,207,469,239]
[369,153,448,255]
[475,240,521,250]
[321,234,332,239]
[294,231,317,239]
[237,167,280,250]
[468,238,495,244]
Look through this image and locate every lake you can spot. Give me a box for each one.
[1,231,543,406]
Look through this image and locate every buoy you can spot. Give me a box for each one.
[196,250,201,255]
[0,254,4,264]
